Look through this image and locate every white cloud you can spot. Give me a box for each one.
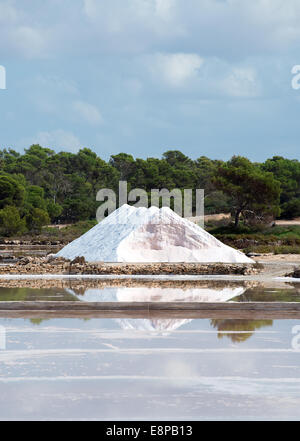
[221,67,261,98]
[1,1,299,163]
[1,1,300,58]
[25,129,82,153]
[137,54,262,98]
[147,53,203,87]
[35,75,79,96]
[80,0,300,57]
[73,100,103,125]
[83,0,175,25]
[80,0,183,56]
[28,75,79,116]
[0,1,48,58]
[154,0,174,20]
[26,74,104,126]
[0,0,19,23]
[11,26,46,58]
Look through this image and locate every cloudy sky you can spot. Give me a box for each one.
[0,0,300,160]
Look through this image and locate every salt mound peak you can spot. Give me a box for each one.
[56,204,253,263]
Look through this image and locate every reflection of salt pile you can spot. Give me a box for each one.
[116,286,245,333]
[73,286,246,333]
[75,286,245,303]
[115,287,245,303]
[116,317,191,333]
[56,204,253,263]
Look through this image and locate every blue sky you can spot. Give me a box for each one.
[0,0,300,161]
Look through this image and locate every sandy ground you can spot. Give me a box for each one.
[275,218,300,226]
[188,214,300,226]
[46,224,72,229]
[187,213,230,224]
[254,254,300,263]
[243,254,300,282]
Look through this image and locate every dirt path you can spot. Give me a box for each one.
[275,218,300,226]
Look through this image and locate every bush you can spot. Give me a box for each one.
[281,199,300,219]
[46,200,63,222]
[26,208,50,232]
[0,175,25,209]
[274,246,300,255]
[0,206,26,236]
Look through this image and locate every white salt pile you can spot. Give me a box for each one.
[56,204,253,263]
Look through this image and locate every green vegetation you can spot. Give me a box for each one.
[207,223,300,254]
[210,319,273,343]
[232,287,300,302]
[31,220,98,243]
[0,145,299,239]
[0,287,78,302]
[0,206,26,236]
[262,156,300,218]
[214,156,281,227]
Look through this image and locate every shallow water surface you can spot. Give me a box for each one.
[0,283,300,303]
[0,314,300,420]
[0,282,300,420]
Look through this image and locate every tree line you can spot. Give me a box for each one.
[0,144,299,235]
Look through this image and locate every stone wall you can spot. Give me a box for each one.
[0,256,260,276]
